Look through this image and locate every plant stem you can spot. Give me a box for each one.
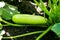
[3,31,43,39]
[2,19,23,26]
[36,26,52,40]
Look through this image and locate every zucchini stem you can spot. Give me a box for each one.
[36,26,52,40]
[3,31,43,39]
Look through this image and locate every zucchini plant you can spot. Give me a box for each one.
[34,0,60,40]
[0,0,60,40]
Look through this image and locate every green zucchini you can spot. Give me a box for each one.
[12,14,47,25]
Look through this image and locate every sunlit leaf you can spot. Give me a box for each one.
[51,23,60,37]
[1,3,20,20]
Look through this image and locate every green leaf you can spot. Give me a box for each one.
[1,3,20,20]
[51,23,60,37]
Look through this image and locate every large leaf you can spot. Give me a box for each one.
[51,23,60,37]
[1,3,20,20]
